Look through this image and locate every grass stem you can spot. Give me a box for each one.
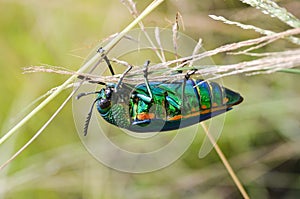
[201,123,250,199]
[0,0,164,146]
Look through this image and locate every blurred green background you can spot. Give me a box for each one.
[0,0,299,198]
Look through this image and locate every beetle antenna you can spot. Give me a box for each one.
[97,47,115,75]
[84,98,98,136]
[77,75,106,85]
[76,91,100,100]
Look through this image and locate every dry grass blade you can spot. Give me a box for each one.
[24,28,300,87]
[0,0,165,169]
[121,0,166,62]
[240,0,300,28]
[209,15,300,45]
[172,12,180,61]
[126,28,300,84]
[23,66,120,84]
[155,27,166,62]
[201,123,250,199]
[194,48,300,82]
[189,38,203,67]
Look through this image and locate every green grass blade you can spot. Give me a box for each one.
[0,0,164,146]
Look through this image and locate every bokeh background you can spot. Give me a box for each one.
[0,0,299,198]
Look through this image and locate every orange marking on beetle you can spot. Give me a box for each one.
[201,109,211,114]
[136,106,229,122]
[183,112,201,118]
[223,97,229,104]
[200,106,228,115]
[168,115,182,121]
[137,113,155,120]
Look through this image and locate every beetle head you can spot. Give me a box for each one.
[76,84,116,136]
[97,86,114,110]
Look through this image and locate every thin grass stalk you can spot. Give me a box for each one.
[209,15,300,45]
[24,28,300,86]
[0,90,76,171]
[121,0,166,62]
[0,0,164,146]
[279,68,300,75]
[240,0,300,28]
[201,123,250,199]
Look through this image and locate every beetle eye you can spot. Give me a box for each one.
[99,98,111,109]
[105,88,112,99]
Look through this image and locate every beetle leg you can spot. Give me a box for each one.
[130,92,152,126]
[143,60,153,100]
[163,92,168,120]
[164,91,181,119]
[97,47,115,75]
[181,70,196,113]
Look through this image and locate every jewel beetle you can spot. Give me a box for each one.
[77,49,243,135]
